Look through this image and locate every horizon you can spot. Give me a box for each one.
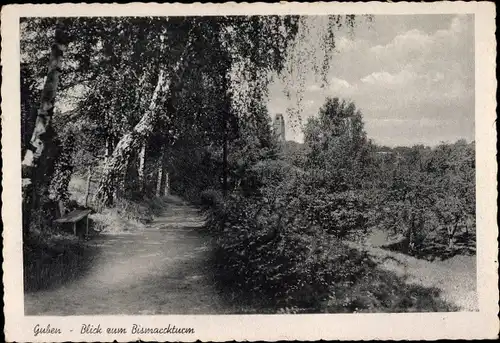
[271,113,475,149]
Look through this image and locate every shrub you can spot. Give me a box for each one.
[112,197,154,223]
[238,159,295,197]
[142,196,168,216]
[298,190,369,240]
[207,191,457,313]
[205,178,375,310]
[200,189,223,212]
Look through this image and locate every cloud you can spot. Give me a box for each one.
[335,36,366,53]
[370,29,433,60]
[304,99,316,108]
[329,77,354,92]
[266,15,474,146]
[358,15,473,106]
[306,77,354,94]
[360,70,418,86]
[437,14,468,37]
[307,84,321,92]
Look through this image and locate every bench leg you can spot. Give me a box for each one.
[73,222,77,236]
[86,216,89,237]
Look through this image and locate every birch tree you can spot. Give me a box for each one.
[156,150,165,197]
[94,31,195,205]
[20,16,368,211]
[138,142,146,191]
[21,25,68,190]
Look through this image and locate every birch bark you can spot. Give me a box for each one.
[138,142,146,191]
[95,69,166,205]
[22,26,68,190]
[164,171,170,196]
[94,34,194,206]
[156,151,164,197]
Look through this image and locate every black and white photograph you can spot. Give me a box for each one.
[2,2,498,342]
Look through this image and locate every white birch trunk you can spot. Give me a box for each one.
[120,159,129,195]
[22,26,67,190]
[164,171,170,196]
[84,166,92,207]
[156,152,164,197]
[95,69,167,205]
[94,34,194,206]
[104,136,110,165]
[138,142,146,190]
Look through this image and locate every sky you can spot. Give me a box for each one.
[267,14,475,147]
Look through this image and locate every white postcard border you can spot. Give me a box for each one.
[2,2,498,341]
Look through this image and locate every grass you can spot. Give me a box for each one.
[23,230,98,292]
[89,196,169,233]
[359,227,477,311]
[321,267,458,313]
[230,275,455,314]
[212,264,457,314]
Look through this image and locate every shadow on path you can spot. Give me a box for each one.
[24,198,235,315]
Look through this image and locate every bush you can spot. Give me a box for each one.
[299,190,369,239]
[207,194,457,313]
[205,181,375,310]
[142,196,168,216]
[238,159,295,197]
[200,189,223,212]
[88,196,169,234]
[321,267,457,313]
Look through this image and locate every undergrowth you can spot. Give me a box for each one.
[204,185,457,314]
[89,196,168,233]
[23,230,98,292]
[69,174,169,232]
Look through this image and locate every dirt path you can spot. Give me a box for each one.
[24,198,234,315]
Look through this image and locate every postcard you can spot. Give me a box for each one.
[2,2,498,341]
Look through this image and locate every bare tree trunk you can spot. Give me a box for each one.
[156,169,163,197]
[164,171,170,196]
[84,166,92,207]
[22,26,67,190]
[94,34,194,207]
[447,223,458,250]
[220,70,231,197]
[120,159,129,196]
[47,135,75,211]
[95,70,167,205]
[104,135,110,165]
[57,201,66,218]
[156,151,164,197]
[222,109,228,197]
[138,142,146,191]
[21,25,68,239]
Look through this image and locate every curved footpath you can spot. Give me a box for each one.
[25,199,234,315]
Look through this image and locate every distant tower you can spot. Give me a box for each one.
[273,113,286,143]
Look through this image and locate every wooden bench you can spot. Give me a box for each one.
[54,209,92,237]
